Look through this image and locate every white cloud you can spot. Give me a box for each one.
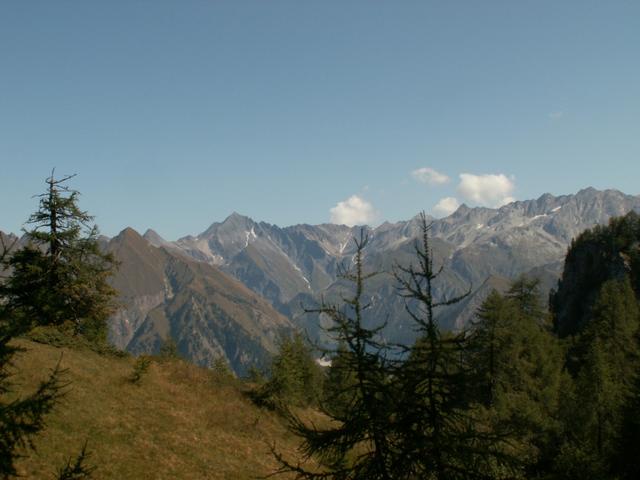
[457,173,516,207]
[411,167,450,186]
[330,195,377,226]
[433,197,460,217]
[548,111,564,119]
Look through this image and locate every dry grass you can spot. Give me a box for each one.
[10,339,316,479]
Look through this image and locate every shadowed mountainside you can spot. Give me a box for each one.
[107,228,293,375]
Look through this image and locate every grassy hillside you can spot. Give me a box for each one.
[9,339,310,479]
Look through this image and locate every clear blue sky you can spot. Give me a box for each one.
[1,1,639,239]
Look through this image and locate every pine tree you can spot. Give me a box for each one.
[503,277,564,445]
[259,332,323,407]
[555,277,640,478]
[0,238,67,478]
[159,337,180,359]
[3,172,117,343]
[506,276,546,322]
[467,290,516,407]
[271,231,397,479]
[56,441,95,479]
[392,213,518,479]
[615,366,640,479]
[468,279,564,476]
[322,341,356,418]
[579,277,640,381]
[211,355,235,382]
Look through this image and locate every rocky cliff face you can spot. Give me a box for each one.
[551,211,640,337]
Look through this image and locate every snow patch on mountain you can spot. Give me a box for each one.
[244,227,257,248]
[292,264,311,289]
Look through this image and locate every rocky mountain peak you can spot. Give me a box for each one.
[450,204,473,219]
[143,228,168,247]
[115,227,145,242]
[0,230,19,245]
[200,212,256,238]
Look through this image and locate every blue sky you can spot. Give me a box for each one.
[1,1,639,239]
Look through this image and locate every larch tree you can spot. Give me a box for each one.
[271,231,398,479]
[2,172,118,343]
[392,213,518,480]
[0,232,66,478]
[467,289,516,408]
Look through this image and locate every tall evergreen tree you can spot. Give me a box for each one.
[392,214,518,479]
[555,277,640,478]
[322,341,356,418]
[468,279,564,477]
[0,236,66,478]
[615,364,640,480]
[259,332,323,407]
[506,276,546,323]
[271,231,397,479]
[467,290,516,407]
[2,172,117,342]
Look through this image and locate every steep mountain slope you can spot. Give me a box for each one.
[550,211,640,337]
[175,214,357,311]
[107,228,293,375]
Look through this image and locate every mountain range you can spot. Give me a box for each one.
[3,188,640,373]
[143,188,640,343]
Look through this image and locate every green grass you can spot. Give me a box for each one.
[10,339,316,479]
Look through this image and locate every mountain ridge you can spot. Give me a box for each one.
[155,188,640,345]
[4,187,640,367]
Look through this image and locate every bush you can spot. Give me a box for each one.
[129,356,151,385]
[159,337,180,359]
[255,332,323,409]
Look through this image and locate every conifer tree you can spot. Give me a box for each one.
[504,278,564,442]
[56,441,95,479]
[615,366,640,480]
[555,277,640,478]
[3,172,117,342]
[159,337,180,359]
[578,277,640,381]
[467,290,515,407]
[506,276,546,322]
[322,341,356,417]
[468,279,564,476]
[211,355,235,382]
[392,213,517,479]
[266,332,323,406]
[0,238,66,478]
[271,231,397,479]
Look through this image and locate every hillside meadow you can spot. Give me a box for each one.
[9,338,317,479]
